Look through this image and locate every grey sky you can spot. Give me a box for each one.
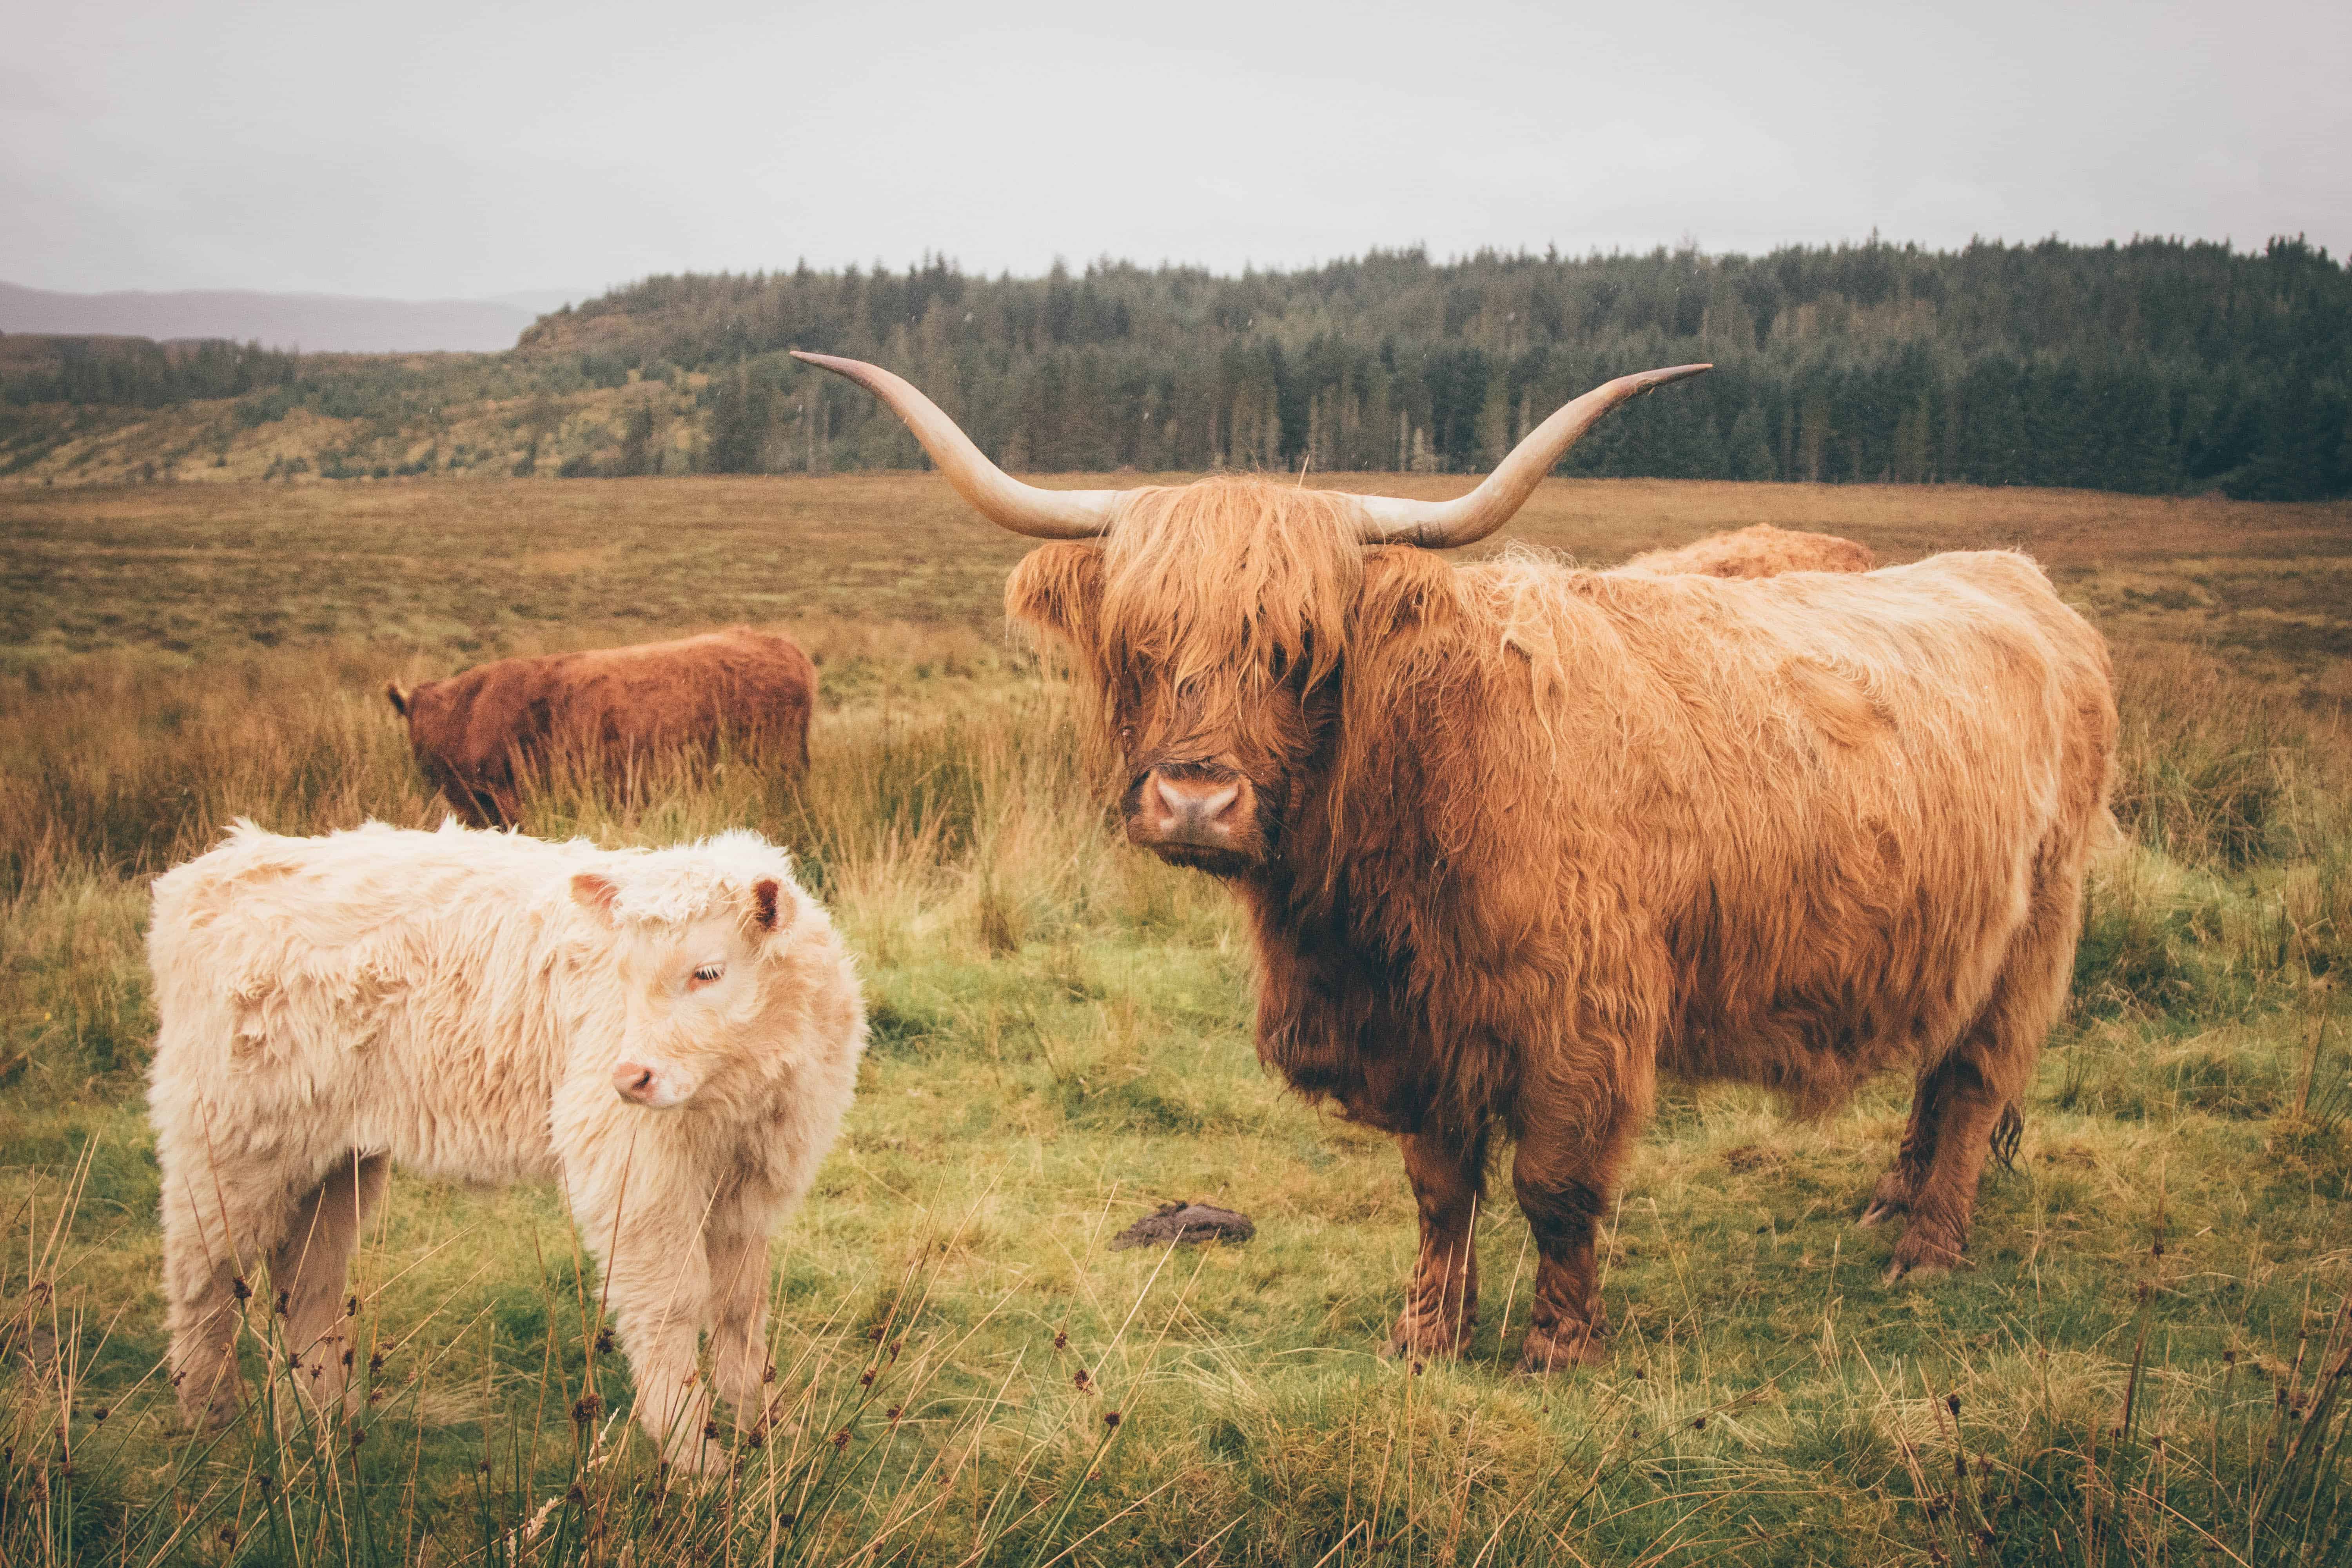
[5,0,2345,302]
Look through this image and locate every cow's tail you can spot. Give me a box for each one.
[1989,1102,2024,1172]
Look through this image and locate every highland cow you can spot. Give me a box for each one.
[387,626,816,828]
[147,821,864,1467]
[1621,522,1876,578]
[797,350,2115,1374]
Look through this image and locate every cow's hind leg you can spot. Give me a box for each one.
[1858,1096,2026,1227]
[1388,1125,1490,1360]
[161,1155,301,1429]
[1879,861,2080,1283]
[271,1152,389,1414]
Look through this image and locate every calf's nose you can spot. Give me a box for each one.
[1137,769,1250,848]
[613,1062,659,1105]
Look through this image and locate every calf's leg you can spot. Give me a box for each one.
[704,1202,774,1432]
[577,1180,720,1471]
[160,1154,301,1428]
[271,1152,388,1413]
[1389,1125,1489,1359]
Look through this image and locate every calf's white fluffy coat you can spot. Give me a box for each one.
[147,820,864,1467]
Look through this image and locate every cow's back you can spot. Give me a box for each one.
[400,627,816,822]
[1620,523,1877,578]
[1322,548,2113,1118]
[544,627,816,759]
[147,822,595,1182]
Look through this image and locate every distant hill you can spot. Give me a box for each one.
[0,281,573,353]
[3,240,2346,499]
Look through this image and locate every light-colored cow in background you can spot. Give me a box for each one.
[147,820,864,1470]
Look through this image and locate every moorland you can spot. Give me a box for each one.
[2,472,2350,1566]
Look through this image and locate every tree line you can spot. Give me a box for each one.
[545,236,2350,499]
[0,336,302,408]
[7,237,2348,499]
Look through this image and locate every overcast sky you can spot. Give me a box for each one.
[5,0,2345,303]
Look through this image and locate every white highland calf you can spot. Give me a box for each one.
[147,821,864,1468]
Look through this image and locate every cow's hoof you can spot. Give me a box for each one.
[1385,1313,1474,1361]
[1511,1327,1608,1377]
[1883,1234,1963,1284]
[182,1393,241,1433]
[660,1445,727,1479]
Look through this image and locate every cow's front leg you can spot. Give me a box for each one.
[1509,1094,1641,1375]
[703,1201,774,1434]
[1388,1124,1490,1360]
[577,1178,720,1472]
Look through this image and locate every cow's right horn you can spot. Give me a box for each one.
[790,352,1121,540]
[1356,363,1713,548]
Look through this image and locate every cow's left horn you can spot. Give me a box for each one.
[789,352,1120,539]
[1356,364,1713,548]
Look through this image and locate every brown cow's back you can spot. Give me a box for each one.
[392,626,815,826]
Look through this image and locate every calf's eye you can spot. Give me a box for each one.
[692,964,725,984]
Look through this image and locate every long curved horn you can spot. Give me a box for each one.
[1356,364,1713,548]
[789,352,1121,539]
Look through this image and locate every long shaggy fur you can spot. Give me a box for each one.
[389,626,817,828]
[1008,477,2114,1371]
[147,820,864,1466]
[1620,523,1876,578]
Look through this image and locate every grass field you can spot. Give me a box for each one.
[3,473,2350,1566]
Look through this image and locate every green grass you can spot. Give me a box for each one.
[3,478,2351,1564]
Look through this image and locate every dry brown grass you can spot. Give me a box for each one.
[7,473,2350,684]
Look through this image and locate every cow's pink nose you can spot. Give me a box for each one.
[1137,769,1250,848]
[613,1062,659,1104]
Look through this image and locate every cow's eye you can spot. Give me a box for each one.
[691,964,725,984]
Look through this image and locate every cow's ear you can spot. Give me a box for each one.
[750,878,782,933]
[1356,547,1460,640]
[1005,543,1104,652]
[385,681,410,717]
[570,872,621,925]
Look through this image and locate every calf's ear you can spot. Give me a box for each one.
[571,872,621,925]
[385,681,410,717]
[1005,543,1104,653]
[750,878,782,933]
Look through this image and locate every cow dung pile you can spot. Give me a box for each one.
[1110,1201,1256,1250]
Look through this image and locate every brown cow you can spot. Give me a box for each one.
[1621,523,1876,578]
[797,351,2115,1374]
[386,626,815,827]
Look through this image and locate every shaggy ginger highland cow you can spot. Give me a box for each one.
[798,350,2116,1374]
[148,822,863,1467]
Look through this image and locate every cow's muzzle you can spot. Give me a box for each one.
[613,1059,697,1109]
[1127,766,1259,869]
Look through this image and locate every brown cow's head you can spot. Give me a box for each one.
[793,352,1709,876]
[1004,481,1359,874]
